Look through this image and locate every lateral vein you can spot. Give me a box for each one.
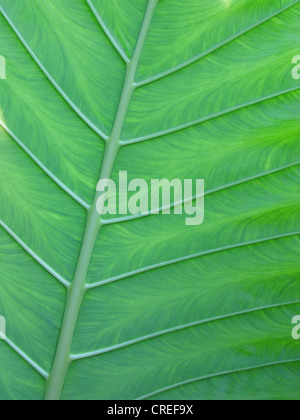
[87,232,300,289]
[0,220,70,288]
[122,86,300,145]
[0,7,108,142]
[0,122,90,210]
[72,300,300,360]
[101,161,300,225]
[136,0,300,88]
[86,0,129,63]
[137,358,300,400]
[5,337,49,379]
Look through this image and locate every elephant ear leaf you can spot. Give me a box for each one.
[0,0,300,400]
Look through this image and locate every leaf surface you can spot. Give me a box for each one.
[0,0,300,400]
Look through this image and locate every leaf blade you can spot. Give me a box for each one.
[0,0,299,401]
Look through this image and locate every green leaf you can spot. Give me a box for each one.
[0,0,300,400]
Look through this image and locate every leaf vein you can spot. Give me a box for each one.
[0,7,108,142]
[0,220,70,288]
[136,0,300,87]
[137,359,300,400]
[4,337,49,379]
[86,0,129,63]
[72,300,300,361]
[0,122,90,211]
[44,0,159,400]
[88,232,300,289]
[122,87,300,144]
[102,161,300,225]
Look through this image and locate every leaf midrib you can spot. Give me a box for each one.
[44,0,159,400]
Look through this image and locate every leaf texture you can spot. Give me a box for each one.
[0,0,300,400]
